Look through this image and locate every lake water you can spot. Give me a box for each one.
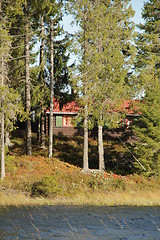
[0,205,160,239]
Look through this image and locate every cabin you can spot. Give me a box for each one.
[118,99,140,127]
[45,98,80,136]
[44,98,140,138]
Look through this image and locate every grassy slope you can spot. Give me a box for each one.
[0,130,160,206]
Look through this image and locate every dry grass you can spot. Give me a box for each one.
[57,191,160,206]
[1,190,160,207]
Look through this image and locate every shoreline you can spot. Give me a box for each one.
[1,190,160,207]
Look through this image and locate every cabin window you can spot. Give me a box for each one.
[63,115,73,127]
[56,116,62,127]
[63,116,67,126]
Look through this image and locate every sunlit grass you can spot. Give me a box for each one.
[0,190,160,207]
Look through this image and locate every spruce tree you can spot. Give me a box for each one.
[68,0,94,171]
[0,1,11,180]
[4,0,65,155]
[134,0,160,176]
[0,1,24,179]
[33,1,64,149]
[3,0,41,155]
[69,0,135,171]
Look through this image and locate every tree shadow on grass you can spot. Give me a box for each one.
[54,136,83,168]
[9,130,26,156]
[9,130,48,157]
[104,141,136,175]
[53,135,135,174]
[9,130,136,175]
[54,136,99,169]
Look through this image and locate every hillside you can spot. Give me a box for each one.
[0,130,160,206]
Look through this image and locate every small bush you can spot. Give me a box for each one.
[110,178,126,190]
[88,174,108,191]
[32,176,62,197]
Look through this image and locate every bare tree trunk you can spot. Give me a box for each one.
[82,5,89,172]
[48,19,54,158]
[25,10,32,155]
[98,121,105,172]
[83,103,89,171]
[40,16,45,148]
[96,21,104,172]
[1,53,5,180]
[37,114,41,143]
[1,112,5,180]
[41,108,45,148]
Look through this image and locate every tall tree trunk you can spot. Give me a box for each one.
[41,108,45,148]
[98,115,105,172]
[48,19,54,158]
[40,16,45,148]
[1,53,5,180]
[37,113,41,142]
[25,9,32,155]
[83,103,89,171]
[82,5,89,172]
[1,112,5,180]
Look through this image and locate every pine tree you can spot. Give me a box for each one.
[34,1,64,149]
[1,0,70,160]
[70,0,135,171]
[89,0,135,171]
[3,0,40,156]
[0,2,11,180]
[0,1,24,180]
[4,0,65,155]
[68,0,94,171]
[134,0,160,176]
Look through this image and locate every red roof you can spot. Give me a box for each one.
[46,98,140,115]
[119,100,140,115]
[46,98,79,114]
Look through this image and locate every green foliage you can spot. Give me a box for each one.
[32,176,63,197]
[45,34,71,102]
[70,0,136,129]
[134,0,160,176]
[0,3,25,134]
[4,155,17,174]
[88,0,135,127]
[31,172,127,197]
[1,0,71,129]
[134,82,160,176]
[88,173,126,191]
[54,36,71,96]
[0,86,25,132]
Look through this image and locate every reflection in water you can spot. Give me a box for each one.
[0,206,160,239]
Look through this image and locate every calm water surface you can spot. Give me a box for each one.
[0,206,160,239]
